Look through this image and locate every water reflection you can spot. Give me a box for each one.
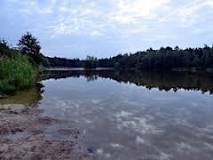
[42,70,213,94]
[39,70,213,160]
[1,70,213,159]
[1,69,212,105]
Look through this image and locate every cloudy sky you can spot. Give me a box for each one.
[0,0,213,58]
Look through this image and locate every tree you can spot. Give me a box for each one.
[0,40,9,57]
[84,56,97,69]
[0,40,19,57]
[18,32,42,65]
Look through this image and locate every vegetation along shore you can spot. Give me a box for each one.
[0,34,41,95]
[1,32,213,94]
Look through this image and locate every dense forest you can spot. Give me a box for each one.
[45,45,213,71]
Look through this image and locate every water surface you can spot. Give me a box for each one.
[1,70,213,160]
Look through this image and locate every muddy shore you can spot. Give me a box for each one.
[0,104,91,160]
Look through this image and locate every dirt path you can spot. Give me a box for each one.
[0,104,91,160]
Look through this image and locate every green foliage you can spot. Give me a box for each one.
[84,56,97,69]
[0,55,38,94]
[44,45,213,71]
[18,32,43,65]
[43,56,83,68]
[96,45,213,71]
[0,40,11,57]
[0,40,38,94]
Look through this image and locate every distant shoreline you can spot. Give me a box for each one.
[45,67,113,71]
[44,67,213,73]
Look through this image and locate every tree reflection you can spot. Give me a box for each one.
[42,70,213,94]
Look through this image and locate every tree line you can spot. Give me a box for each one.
[1,32,213,71]
[45,46,213,71]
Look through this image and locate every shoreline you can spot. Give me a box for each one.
[45,67,113,71]
[44,67,213,73]
[0,104,90,160]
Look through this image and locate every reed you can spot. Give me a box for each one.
[0,55,38,94]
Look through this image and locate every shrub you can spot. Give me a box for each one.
[0,55,38,94]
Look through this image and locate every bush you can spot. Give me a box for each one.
[0,55,38,94]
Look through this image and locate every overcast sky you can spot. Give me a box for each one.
[0,0,213,58]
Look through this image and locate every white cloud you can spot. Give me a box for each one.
[16,0,55,15]
[1,0,213,57]
[47,1,105,37]
[109,0,170,24]
[9,0,213,38]
[159,0,213,28]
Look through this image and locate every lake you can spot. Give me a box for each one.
[1,70,213,160]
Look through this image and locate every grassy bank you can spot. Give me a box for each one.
[0,55,38,94]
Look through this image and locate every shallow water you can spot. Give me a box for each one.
[1,70,213,160]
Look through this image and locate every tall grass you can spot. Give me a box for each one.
[0,55,38,94]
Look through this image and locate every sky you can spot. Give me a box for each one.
[0,0,213,58]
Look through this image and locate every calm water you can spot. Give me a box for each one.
[1,70,213,160]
